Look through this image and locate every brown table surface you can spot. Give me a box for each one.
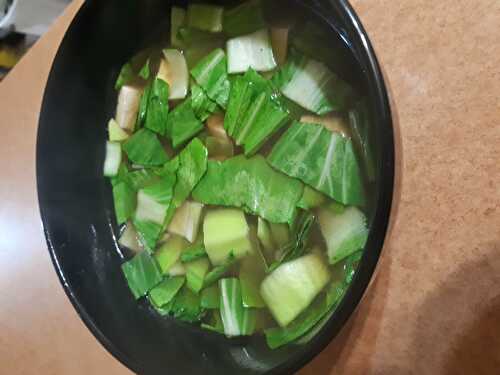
[1,1,499,374]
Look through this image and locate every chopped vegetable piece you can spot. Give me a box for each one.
[171,7,186,48]
[203,253,237,287]
[272,52,353,114]
[270,27,289,66]
[185,257,210,293]
[268,121,365,205]
[113,181,136,225]
[190,48,231,108]
[261,254,330,327]
[219,278,257,336]
[116,85,142,131]
[172,138,208,207]
[191,84,218,121]
[139,59,150,80]
[300,114,350,137]
[118,221,142,253]
[103,141,122,177]
[168,201,204,243]
[239,257,266,308]
[169,286,205,323]
[186,4,223,32]
[167,98,204,148]
[203,208,252,265]
[136,84,151,128]
[121,251,162,299]
[227,29,277,74]
[133,219,163,252]
[155,235,189,275]
[349,100,376,181]
[224,69,289,155]
[297,186,327,209]
[201,285,220,309]
[160,50,189,100]
[115,63,134,91]
[180,244,207,263]
[149,276,185,307]
[123,168,159,191]
[223,0,266,37]
[318,206,368,264]
[123,129,169,166]
[135,174,176,225]
[144,78,169,136]
[108,118,129,142]
[193,155,303,224]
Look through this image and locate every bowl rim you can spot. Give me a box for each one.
[37,0,395,374]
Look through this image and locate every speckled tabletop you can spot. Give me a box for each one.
[0,1,499,374]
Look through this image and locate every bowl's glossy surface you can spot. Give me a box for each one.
[37,1,394,374]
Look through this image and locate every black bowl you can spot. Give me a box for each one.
[37,0,394,374]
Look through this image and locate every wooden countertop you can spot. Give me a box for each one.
[0,1,498,374]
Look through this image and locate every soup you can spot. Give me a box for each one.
[103,0,374,349]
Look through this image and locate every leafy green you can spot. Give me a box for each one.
[144,78,169,136]
[223,0,265,37]
[121,251,162,299]
[226,29,277,74]
[219,278,257,336]
[167,98,203,148]
[135,174,176,225]
[173,138,208,206]
[180,244,207,263]
[185,258,210,293]
[268,121,365,206]
[132,219,163,253]
[272,51,353,114]
[190,48,231,109]
[191,84,218,121]
[224,69,289,155]
[193,155,303,224]
[123,129,169,167]
[123,168,159,190]
[139,59,150,80]
[155,235,189,275]
[115,63,134,91]
[113,181,136,225]
[149,276,185,308]
[136,84,151,128]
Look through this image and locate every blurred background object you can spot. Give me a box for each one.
[0,0,70,80]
